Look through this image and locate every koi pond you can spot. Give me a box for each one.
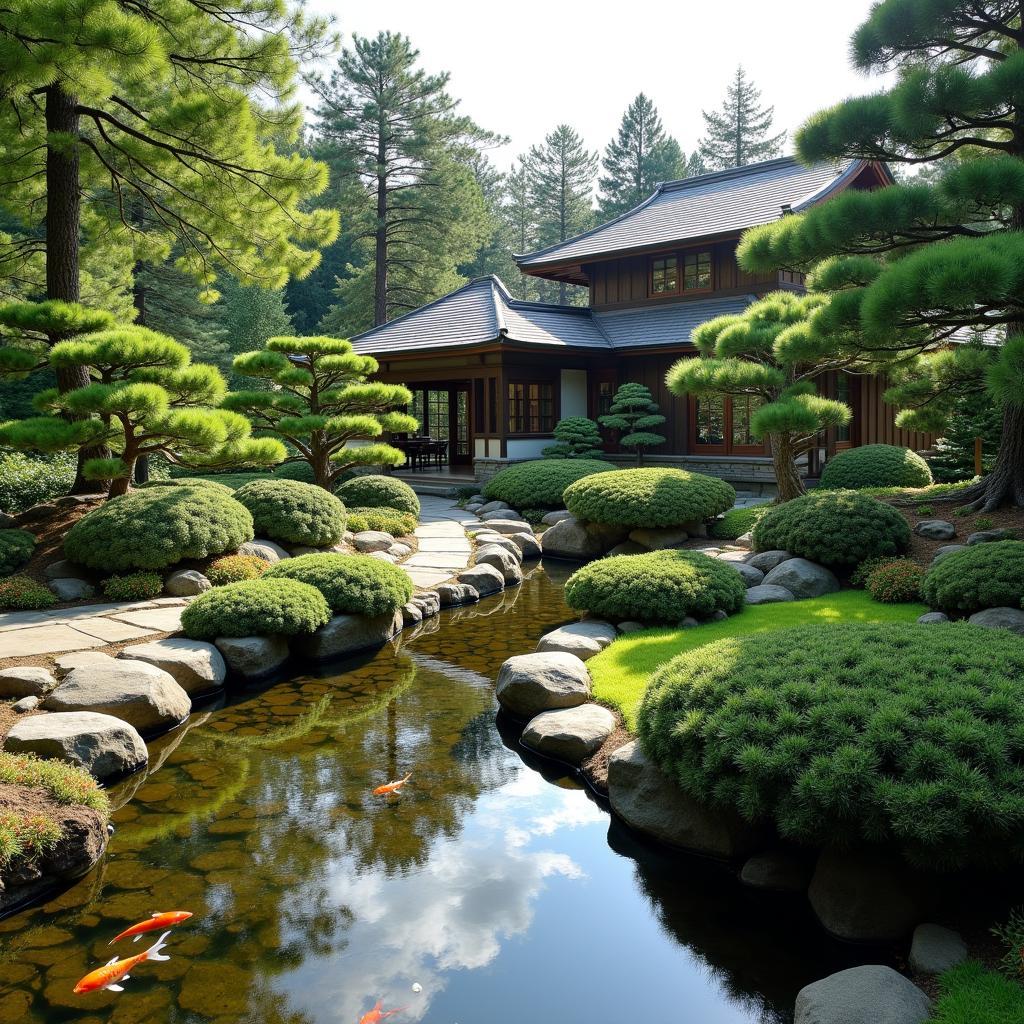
[1,564,887,1024]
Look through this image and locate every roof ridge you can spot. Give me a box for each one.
[655,155,807,194]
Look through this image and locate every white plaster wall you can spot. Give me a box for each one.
[560,369,588,418]
[474,438,488,459]
[506,439,549,460]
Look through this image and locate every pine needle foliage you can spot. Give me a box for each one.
[697,66,786,170]
[542,417,605,460]
[598,382,666,466]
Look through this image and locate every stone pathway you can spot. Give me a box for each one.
[401,495,477,590]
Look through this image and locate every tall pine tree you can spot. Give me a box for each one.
[698,66,786,170]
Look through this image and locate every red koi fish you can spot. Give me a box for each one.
[109,910,193,944]
[73,931,172,994]
[359,999,406,1023]
[372,773,412,797]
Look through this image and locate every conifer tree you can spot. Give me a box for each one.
[543,417,605,460]
[599,383,666,466]
[698,66,786,170]
[222,336,419,490]
[501,159,542,301]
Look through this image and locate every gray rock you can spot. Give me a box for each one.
[540,516,627,560]
[628,527,690,550]
[735,531,754,548]
[740,850,812,892]
[54,651,116,677]
[608,540,648,556]
[909,923,968,975]
[353,530,394,553]
[479,518,542,536]
[808,849,923,941]
[164,569,211,597]
[914,519,955,541]
[401,602,423,626]
[44,559,88,581]
[521,704,617,764]
[13,696,39,712]
[507,531,542,560]
[730,562,765,588]
[472,534,521,558]
[293,610,404,660]
[681,616,700,628]
[475,545,524,582]
[495,652,591,718]
[608,741,763,859]
[967,528,1018,544]
[237,539,290,563]
[464,503,483,513]
[930,544,968,567]
[541,510,573,526]
[412,591,441,618]
[967,606,1024,634]
[480,510,529,526]
[118,638,226,696]
[763,558,839,599]
[435,583,479,608]
[794,966,930,1024]
[746,550,793,573]
[478,500,509,514]
[366,550,397,563]
[745,585,796,605]
[43,661,191,735]
[0,666,56,698]
[214,635,289,679]
[4,711,147,781]
[48,578,95,601]
[457,564,506,597]
[617,620,646,634]
[917,612,949,624]
[468,494,486,505]
[388,542,412,559]
[536,621,617,662]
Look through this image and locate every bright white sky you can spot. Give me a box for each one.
[302,0,894,172]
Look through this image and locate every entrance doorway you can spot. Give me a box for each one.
[409,385,472,468]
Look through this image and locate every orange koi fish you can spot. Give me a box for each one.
[359,999,406,1023]
[109,910,193,944]
[73,931,172,994]
[372,773,412,797]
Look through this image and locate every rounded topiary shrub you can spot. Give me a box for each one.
[751,490,910,567]
[819,444,933,490]
[139,477,235,496]
[0,575,56,610]
[64,486,253,572]
[563,468,735,529]
[264,553,413,616]
[921,540,1024,615]
[482,459,612,510]
[564,549,746,623]
[233,479,346,547]
[273,461,316,483]
[637,622,1024,867]
[335,474,420,517]
[344,507,417,537]
[866,559,924,603]
[206,554,268,586]
[181,578,330,640]
[0,529,36,577]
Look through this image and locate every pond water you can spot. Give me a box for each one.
[0,564,886,1024]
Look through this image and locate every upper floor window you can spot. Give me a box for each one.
[683,250,712,291]
[508,382,554,434]
[651,256,678,294]
[649,250,712,296]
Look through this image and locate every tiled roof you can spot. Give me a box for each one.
[594,295,755,349]
[516,157,867,269]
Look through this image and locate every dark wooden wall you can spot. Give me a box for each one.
[857,374,935,451]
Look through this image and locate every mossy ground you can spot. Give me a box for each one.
[926,962,1024,1024]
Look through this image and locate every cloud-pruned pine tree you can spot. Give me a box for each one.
[543,417,605,460]
[600,382,666,466]
[698,66,786,170]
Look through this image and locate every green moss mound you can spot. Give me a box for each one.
[819,443,933,490]
[64,487,253,571]
[138,477,235,495]
[101,572,163,601]
[272,461,316,483]
[563,467,735,529]
[0,529,36,577]
[926,961,1024,1024]
[233,479,346,547]
[344,507,417,536]
[752,490,910,567]
[264,553,412,616]
[181,578,330,639]
[564,549,747,624]
[482,459,612,510]
[335,475,420,516]
[710,504,769,540]
[638,622,1024,867]
[921,540,1024,615]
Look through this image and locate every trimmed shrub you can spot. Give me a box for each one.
[849,555,890,589]
[752,490,911,567]
[921,540,1024,615]
[563,468,735,529]
[206,554,268,586]
[0,451,77,513]
[64,487,253,572]
[273,461,316,483]
[101,572,164,602]
[264,553,413,616]
[542,417,605,460]
[710,504,769,540]
[637,622,1024,867]
[233,479,346,547]
[0,529,36,577]
[0,576,56,610]
[564,549,747,624]
[482,459,613,510]
[344,507,417,537]
[335,474,420,516]
[139,477,235,496]
[866,559,923,603]
[181,578,330,639]
[819,443,933,490]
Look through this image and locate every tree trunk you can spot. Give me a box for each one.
[108,471,133,498]
[373,134,388,327]
[771,434,806,502]
[952,401,1024,511]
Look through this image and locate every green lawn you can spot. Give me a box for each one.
[588,589,927,730]
[926,962,1024,1024]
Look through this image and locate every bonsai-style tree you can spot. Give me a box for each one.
[542,417,605,460]
[599,382,666,466]
[736,0,1024,510]
[0,326,283,496]
[222,336,418,490]
[667,291,855,501]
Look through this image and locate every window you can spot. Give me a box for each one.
[650,250,712,296]
[597,381,615,417]
[694,395,726,447]
[835,374,851,444]
[651,256,678,294]
[692,394,765,454]
[683,250,712,291]
[508,382,554,434]
[731,395,762,448]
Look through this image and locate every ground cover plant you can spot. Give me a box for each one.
[710,504,769,540]
[0,452,77,513]
[819,444,933,491]
[563,467,735,528]
[206,555,268,586]
[637,622,1024,867]
[343,507,417,536]
[921,541,1024,615]
[233,479,346,548]
[924,961,1024,1024]
[564,549,746,624]
[0,528,35,577]
[101,572,163,602]
[181,578,330,640]
[482,458,612,510]
[0,576,56,610]
[865,558,923,604]
[335,474,420,516]
[264,553,413,616]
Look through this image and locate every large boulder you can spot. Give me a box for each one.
[474,546,524,585]
[292,609,404,661]
[412,591,441,618]
[909,923,968,975]
[48,578,95,601]
[164,569,211,597]
[495,652,591,718]
[536,621,617,662]
[238,539,290,563]
[472,534,521,558]
[541,510,573,526]
[967,528,1018,545]
[4,711,147,781]
[521,704,616,764]
[214,635,289,679]
[628,527,690,551]
[353,530,394,553]
[967,606,1024,634]
[118,638,226,696]
[740,849,812,892]
[540,516,627,560]
[477,518,536,536]
[457,564,506,597]
[480,508,526,523]
[508,531,542,560]
[42,661,191,735]
[763,558,839,599]
[730,562,765,588]
[794,966,930,1024]
[913,520,955,541]
[478,500,509,514]
[930,544,968,568]
[745,584,795,605]
[747,549,793,573]
[608,740,763,859]
[435,582,478,607]
[917,612,950,625]
[0,666,56,698]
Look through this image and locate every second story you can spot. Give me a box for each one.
[515,156,891,312]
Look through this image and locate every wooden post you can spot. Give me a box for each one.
[974,436,983,478]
